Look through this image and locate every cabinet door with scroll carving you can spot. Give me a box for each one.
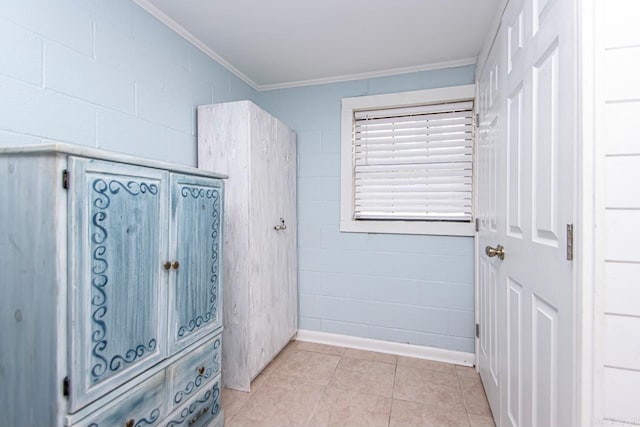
[168,174,223,353]
[68,157,169,413]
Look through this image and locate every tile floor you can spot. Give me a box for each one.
[222,341,495,427]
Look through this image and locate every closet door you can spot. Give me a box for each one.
[247,109,297,378]
[68,157,169,412]
[276,121,298,341]
[168,174,223,353]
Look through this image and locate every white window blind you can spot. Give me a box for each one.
[352,100,474,222]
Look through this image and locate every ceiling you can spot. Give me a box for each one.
[134,0,501,90]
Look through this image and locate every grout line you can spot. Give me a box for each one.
[297,268,474,287]
[299,293,475,315]
[604,44,640,52]
[298,246,475,260]
[602,365,640,373]
[454,362,470,416]
[603,259,640,265]
[603,312,640,319]
[604,152,640,158]
[328,383,393,400]
[604,98,640,105]
[604,207,640,211]
[91,18,97,60]
[340,354,397,366]
[307,350,342,426]
[133,81,139,117]
[388,361,399,426]
[41,40,46,88]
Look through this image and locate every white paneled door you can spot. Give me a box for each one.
[477,0,576,426]
[477,17,503,419]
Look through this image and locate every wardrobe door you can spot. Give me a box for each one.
[277,121,298,340]
[168,174,223,353]
[68,157,169,412]
[246,110,297,379]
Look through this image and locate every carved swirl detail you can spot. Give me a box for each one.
[180,186,216,199]
[165,388,214,426]
[212,338,221,373]
[109,339,157,372]
[90,177,160,382]
[134,408,161,426]
[177,186,220,338]
[85,407,159,427]
[173,367,213,404]
[211,382,221,417]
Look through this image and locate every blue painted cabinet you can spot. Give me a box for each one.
[0,145,225,427]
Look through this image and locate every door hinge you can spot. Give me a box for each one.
[62,169,69,190]
[475,218,480,232]
[566,224,574,261]
[62,376,70,397]
[476,323,480,338]
[475,113,480,126]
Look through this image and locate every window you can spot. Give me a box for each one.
[340,85,476,236]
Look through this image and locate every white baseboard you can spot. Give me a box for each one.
[295,329,476,367]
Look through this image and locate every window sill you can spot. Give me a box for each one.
[339,219,475,237]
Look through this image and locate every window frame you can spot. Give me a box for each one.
[340,84,476,236]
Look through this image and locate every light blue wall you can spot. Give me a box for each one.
[257,66,477,353]
[0,0,256,166]
[0,0,476,354]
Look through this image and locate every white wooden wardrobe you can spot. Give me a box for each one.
[198,100,297,391]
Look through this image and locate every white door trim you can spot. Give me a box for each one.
[576,0,596,425]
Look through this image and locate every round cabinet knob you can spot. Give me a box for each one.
[172,261,180,270]
[163,261,171,270]
[125,419,134,427]
[198,366,205,375]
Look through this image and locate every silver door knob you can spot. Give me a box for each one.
[274,218,287,231]
[485,244,505,260]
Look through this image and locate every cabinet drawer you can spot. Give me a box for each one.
[163,375,222,427]
[74,371,167,427]
[167,334,222,409]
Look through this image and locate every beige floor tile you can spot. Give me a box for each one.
[231,347,300,396]
[468,414,496,427]
[458,375,492,416]
[258,341,299,378]
[456,365,480,378]
[257,359,280,380]
[343,348,397,365]
[222,388,251,419]
[308,386,392,427]
[328,357,396,398]
[393,365,465,412]
[397,355,457,375]
[249,371,269,393]
[389,399,470,427]
[271,349,341,386]
[278,341,300,360]
[296,341,347,356]
[228,380,324,427]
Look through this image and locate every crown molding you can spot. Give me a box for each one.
[132,0,477,92]
[132,0,260,91]
[476,0,508,78]
[258,57,478,91]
